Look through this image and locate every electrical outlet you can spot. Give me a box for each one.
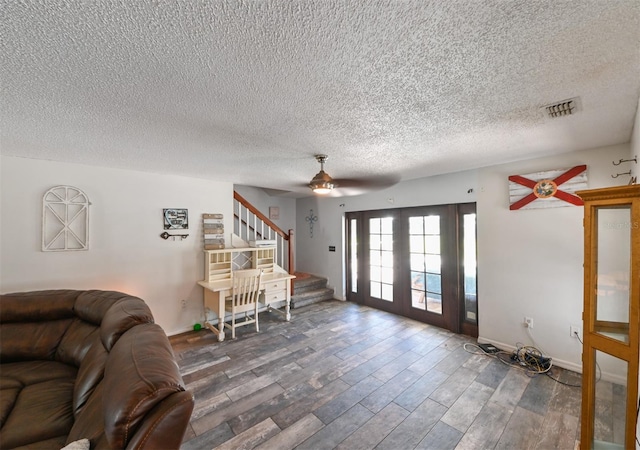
[570,325,580,338]
[181,299,187,309]
[524,317,533,329]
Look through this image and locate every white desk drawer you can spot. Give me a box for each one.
[264,280,287,292]
[264,290,286,303]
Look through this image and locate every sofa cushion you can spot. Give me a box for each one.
[0,319,73,363]
[74,290,135,325]
[56,319,100,367]
[0,377,21,427]
[0,290,79,323]
[0,361,77,449]
[96,295,155,351]
[62,438,90,450]
[0,290,79,364]
[72,335,108,417]
[66,381,110,448]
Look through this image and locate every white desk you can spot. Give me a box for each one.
[198,271,295,341]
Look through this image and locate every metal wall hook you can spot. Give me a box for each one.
[611,170,632,178]
[160,231,189,240]
[612,156,637,165]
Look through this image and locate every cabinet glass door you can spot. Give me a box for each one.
[594,207,631,343]
[591,350,627,448]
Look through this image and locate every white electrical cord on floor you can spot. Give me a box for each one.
[525,325,548,356]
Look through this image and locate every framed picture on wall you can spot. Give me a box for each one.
[163,208,189,229]
[269,206,280,220]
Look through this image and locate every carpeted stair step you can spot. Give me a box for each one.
[293,276,329,295]
[291,272,334,308]
[291,287,334,309]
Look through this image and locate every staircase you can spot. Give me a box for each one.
[291,273,335,308]
[234,191,294,273]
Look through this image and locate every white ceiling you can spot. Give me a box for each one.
[1,1,639,197]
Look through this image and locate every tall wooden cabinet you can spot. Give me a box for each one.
[577,185,640,449]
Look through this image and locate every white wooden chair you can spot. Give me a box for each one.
[223,269,263,339]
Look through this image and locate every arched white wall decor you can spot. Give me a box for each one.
[42,185,90,251]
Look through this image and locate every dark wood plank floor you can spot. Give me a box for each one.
[170,300,582,449]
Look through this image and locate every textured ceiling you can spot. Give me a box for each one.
[1,1,639,197]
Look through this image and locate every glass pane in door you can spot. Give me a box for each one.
[592,350,627,448]
[463,213,478,323]
[595,207,631,343]
[369,217,394,302]
[409,215,442,314]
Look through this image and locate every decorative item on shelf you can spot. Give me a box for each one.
[42,185,90,252]
[508,165,587,210]
[163,208,189,229]
[305,209,318,237]
[249,239,277,247]
[203,213,225,249]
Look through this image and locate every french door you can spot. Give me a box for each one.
[346,203,478,337]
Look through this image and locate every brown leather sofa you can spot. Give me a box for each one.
[0,290,194,449]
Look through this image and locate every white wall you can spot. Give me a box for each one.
[477,143,630,375]
[0,156,233,335]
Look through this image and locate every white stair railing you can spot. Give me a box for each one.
[233,192,294,274]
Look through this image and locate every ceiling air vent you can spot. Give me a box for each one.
[541,97,582,119]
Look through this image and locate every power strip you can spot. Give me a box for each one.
[478,343,501,354]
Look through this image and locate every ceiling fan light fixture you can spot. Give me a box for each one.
[309,155,336,194]
[309,174,334,194]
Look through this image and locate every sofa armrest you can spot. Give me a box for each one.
[102,323,191,449]
[125,390,194,450]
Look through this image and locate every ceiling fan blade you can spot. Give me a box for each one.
[327,175,400,197]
